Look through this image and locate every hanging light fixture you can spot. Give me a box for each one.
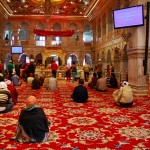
[44,0,52,22]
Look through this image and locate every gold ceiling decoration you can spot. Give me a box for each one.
[6,0,92,17]
[31,0,66,5]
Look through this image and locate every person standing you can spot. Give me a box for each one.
[15,61,22,77]
[7,60,14,80]
[66,63,71,82]
[28,59,36,77]
[95,59,103,79]
[83,63,90,82]
[70,61,76,83]
[109,62,114,75]
[50,60,58,78]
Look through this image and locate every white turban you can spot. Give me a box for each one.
[0,82,8,89]
[122,81,129,86]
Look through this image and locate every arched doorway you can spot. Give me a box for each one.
[19,53,29,66]
[67,53,79,65]
[83,54,92,67]
[35,53,42,66]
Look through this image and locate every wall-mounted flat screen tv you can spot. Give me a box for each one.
[11,46,23,54]
[113,5,144,29]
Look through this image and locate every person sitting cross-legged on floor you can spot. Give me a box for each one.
[5,79,18,105]
[112,81,133,107]
[31,74,41,89]
[71,79,88,103]
[43,77,49,89]
[11,72,22,86]
[88,73,98,89]
[107,73,118,88]
[0,77,14,113]
[48,74,59,90]
[27,73,34,87]
[11,95,50,143]
[95,76,107,92]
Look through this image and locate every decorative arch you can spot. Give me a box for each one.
[66,53,79,65]
[36,22,45,29]
[19,53,29,66]
[52,22,62,30]
[41,48,66,65]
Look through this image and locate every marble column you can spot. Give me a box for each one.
[127,49,149,96]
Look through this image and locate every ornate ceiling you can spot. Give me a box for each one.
[5,0,95,17]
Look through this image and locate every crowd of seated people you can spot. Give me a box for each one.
[0,60,134,144]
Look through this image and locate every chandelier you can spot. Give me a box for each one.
[44,0,52,21]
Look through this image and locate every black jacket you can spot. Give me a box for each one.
[19,106,49,142]
[72,85,88,103]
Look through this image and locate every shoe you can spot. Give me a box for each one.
[10,137,16,141]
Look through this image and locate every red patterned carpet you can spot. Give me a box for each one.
[0,80,150,150]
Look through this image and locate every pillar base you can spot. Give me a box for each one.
[131,84,148,96]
